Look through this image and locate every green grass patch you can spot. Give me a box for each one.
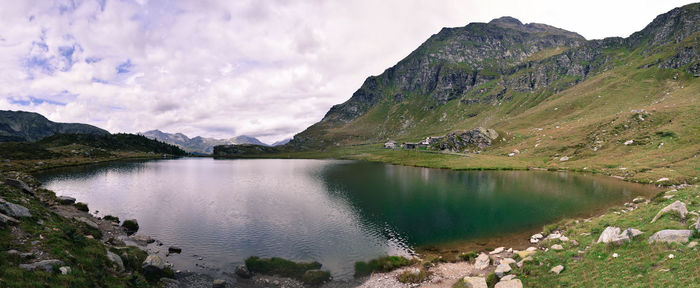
[244,256,331,285]
[354,256,414,277]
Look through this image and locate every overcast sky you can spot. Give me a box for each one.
[0,0,694,143]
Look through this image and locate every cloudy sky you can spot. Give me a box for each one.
[0,0,694,143]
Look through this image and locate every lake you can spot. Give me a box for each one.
[38,158,657,280]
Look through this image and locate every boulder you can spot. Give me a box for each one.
[463,276,487,288]
[75,217,99,230]
[59,266,71,275]
[168,246,182,254]
[597,227,643,244]
[489,247,505,254]
[494,263,512,278]
[551,244,563,250]
[474,253,490,270]
[550,265,564,274]
[514,249,536,258]
[516,256,533,268]
[6,250,33,259]
[131,234,154,246]
[4,178,36,197]
[651,201,687,223]
[235,264,252,278]
[19,259,65,272]
[57,196,76,205]
[494,279,523,288]
[559,156,569,162]
[500,258,516,265]
[530,233,543,244]
[106,250,124,272]
[648,230,693,244]
[0,198,32,218]
[142,254,166,273]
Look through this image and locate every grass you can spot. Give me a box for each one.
[244,256,331,285]
[354,256,414,277]
[397,268,432,284]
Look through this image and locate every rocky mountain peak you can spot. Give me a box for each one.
[489,16,524,27]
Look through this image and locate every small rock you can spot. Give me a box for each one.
[463,276,487,288]
[560,236,569,242]
[571,240,579,246]
[656,178,670,182]
[550,265,564,275]
[235,264,252,278]
[142,254,166,273]
[516,256,533,268]
[501,274,516,281]
[500,258,516,265]
[19,259,65,272]
[495,262,512,278]
[624,140,634,145]
[131,234,155,246]
[551,244,563,250]
[213,279,226,288]
[489,247,505,254]
[560,156,569,162]
[474,253,490,270]
[168,246,182,254]
[597,227,642,244]
[688,241,698,248]
[612,253,619,258]
[107,250,125,272]
[494,279,523,288]
[59,266,71,275]
[648,230,693,244]
[668,254,674,259]
[530,233,543,244]
[57,196,76,205]
[526,247,537,251]
[651,201,687,223]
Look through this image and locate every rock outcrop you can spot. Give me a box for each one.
[429,127,499,151]
[651,201,687,223]
[597,227,643,244]
[648,230,693,244]
[0,198,32,218]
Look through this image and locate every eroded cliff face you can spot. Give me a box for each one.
[289,4,699,150]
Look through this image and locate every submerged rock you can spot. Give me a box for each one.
[213,279,226,288]
[168,246,182,254]
[651,201,687,223]
[648,230,693,244]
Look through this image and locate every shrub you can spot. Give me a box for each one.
[74,202,89,212]
[458,251,478,262]
[354,256,414,277]
[122,219,139,234]
[397,268,432,284]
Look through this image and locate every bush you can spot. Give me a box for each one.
[458,251,478,262]
[103,215,120,223]
[74,202,89,212]
[397,268,432,284]
[354,256,413,277]
[122,219,139,234]
[245,256,330,285]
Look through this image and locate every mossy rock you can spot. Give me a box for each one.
[74,202,89,212]
[121,219,139,234]
[301,270,331,285]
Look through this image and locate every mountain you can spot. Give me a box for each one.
[140,130,267,154]
[0,110,110,142]
[271,138,291,146]
[288,3,699,150]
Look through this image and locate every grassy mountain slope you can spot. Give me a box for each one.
[0,111,109,142]
[284,3,699,183]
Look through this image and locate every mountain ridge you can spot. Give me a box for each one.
[0,110,110,142]
[140,129,268,155]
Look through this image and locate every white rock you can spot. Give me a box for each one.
[474,253,490,270]
[501,274,516,281]
[687,241,697,248]
[495,263,512,278]
[624,140,634,145]
[463,276,487,288]
[560,156,569,162]
[501,258,516,265]
[490,247,505,255]
[495,279,523,288]
[668,254,674,259]
[551,244,564,250]
[656,178,670,182]
[612,253,619,258]
[526,247,538,252]
[59,266,71,275]
[651,201,687,223]
[560,236,569,242]
[550,265,564,274]
[648,230,693,244]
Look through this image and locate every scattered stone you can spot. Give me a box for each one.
[463,276,487,288]
[75,217,99,230]
[57,196,76,205]
[59,266,71,275]
[624,140,634,145]
[551,244,564,250]
[4,178,36,197]
[131,234,154,246]
[495,262,512,278]
[489,247,505,254]
[550,265,564,275]
[668,254,675,259]
[168,246,182,254]
[106,237,126,247]
[530,233,543,244]
[107,250,125,271]
[501,258,516,265]
[235,264,252,278]
[0,212,20,226]
[0,198,32,218]
[689,241,698,248]
[474,253,490,270]
[19,259,65,272]
[213,279,226,288]
[663,195,674,200]
[526,247,537,251]
[656,178,670,182]
[560,236,569,242]
[648,230,693,244]
[142,254,166,273]
[612,253,619,258]
[494,279,523,288]
[501,275,516,281]
[651,201,687,223]
[597,227,643,244]
[559,156,569,162]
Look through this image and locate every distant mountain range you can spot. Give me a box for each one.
[0,110,109,142]
[140,130,276,155]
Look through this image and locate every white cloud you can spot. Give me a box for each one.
[0,0,694,143]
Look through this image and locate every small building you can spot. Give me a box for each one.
[384,140,398,149]
[402,142,428,149]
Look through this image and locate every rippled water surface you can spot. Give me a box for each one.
[38,158,657,279]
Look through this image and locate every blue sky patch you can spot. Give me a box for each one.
[116,59,133,74]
